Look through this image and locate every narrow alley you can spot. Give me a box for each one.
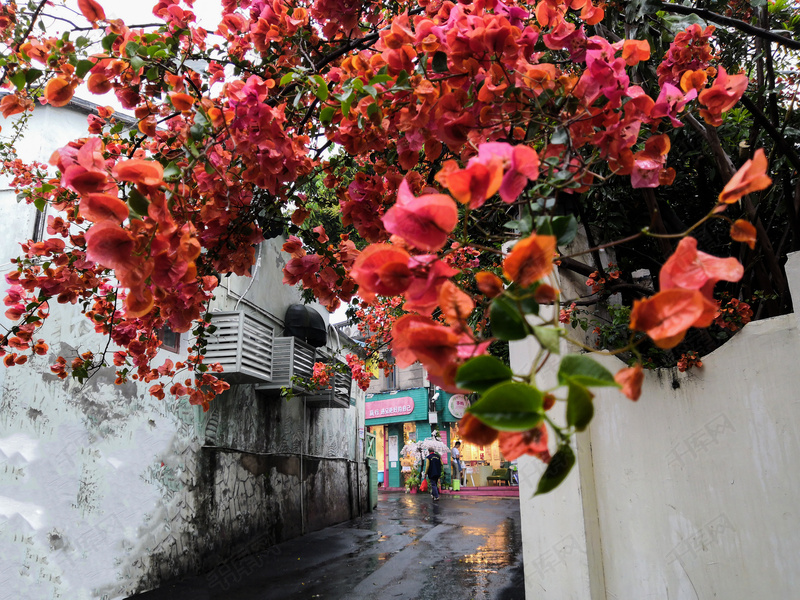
[132,491,525,600]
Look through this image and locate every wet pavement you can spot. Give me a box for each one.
[132,491,525,600]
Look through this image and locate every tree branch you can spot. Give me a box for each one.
[660,3,800,50]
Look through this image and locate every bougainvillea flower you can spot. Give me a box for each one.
[84,221,138,272]
[498,424,550,462]
[659,237,744,301]
[459,413,500,446]
[438,280,475,329]
[651,83,697,127]
[680,69,708,93]
[631,134,670,188]
[382,180,459,252]
[476,271,504,297]
[61,166,109,195]
[534,283,559,303]
[391,315,464,390]
[445,162,503,209]
[350,243,412,302]
[621,39,650,66]
[124,286,154,318]
[78,0,105,22]
[615,364,643,401]
[112,159,164,187]
[718,149,772,204]
[87,72,113,95]
[730,219,757,249]
[403,255,459,316]
[698,67,748,127]
[630,288,717,348]
[503,233,557,287]
[169,92,194,111]
[473,142,540,203]
[44,77,74,107]
[79,193,129,224]
[0,94,31,118]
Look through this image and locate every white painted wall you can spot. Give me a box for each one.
[516,252,800,599]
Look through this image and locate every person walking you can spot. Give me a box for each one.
[425,447,442,501]
[451,441,462,485]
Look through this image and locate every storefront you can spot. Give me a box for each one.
[365,388,509,488]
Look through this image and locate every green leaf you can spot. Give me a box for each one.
[490,296,527,341]
[75,59,95,79]
[311,75,329,101]
[9,71,25,90]
[25,68,42,84]
[279,72,296,86]
[125,42,140,58]
[341,91,355,117]
[534,444,575,495]
[455,355,513,393]
[557,354,619,388]
[536,215,578,245]
[127,188,150,216]
[368,74,392,86]
[33,197,46,212]
[130,56,145,72]
[533,326,561,355]
[102,33,120,52]
[162,162,181,181]
[319,106,336,124]
[566,383,594,431]
[468,382,544,431]
[432,51,449,73]
[394,70,410,88]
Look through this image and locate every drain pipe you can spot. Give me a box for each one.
[301,397,306,535]
[355,407,362,518]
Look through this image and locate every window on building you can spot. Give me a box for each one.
[449,424,505,469]
[157,326,181,353]
[32,207,46,242]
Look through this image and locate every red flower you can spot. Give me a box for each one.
[615,364,644,401]
[382,179,459,252]
[718,149,772,204]
[498,424,550,462]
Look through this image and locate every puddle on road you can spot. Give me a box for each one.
[453,518,520,590]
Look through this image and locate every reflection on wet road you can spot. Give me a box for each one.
[132,491,524,600]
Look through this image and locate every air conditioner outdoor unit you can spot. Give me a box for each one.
[203,311,275,384]
[254,336,316,392]
[304,359,353,409]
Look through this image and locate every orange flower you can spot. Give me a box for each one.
[622,39,651,66]
[476,271,504,297]
[44,77,74,107]
[659,237,744,301]
[534,283,558,303]
[498,424,550,462]
[718,149,772,204]
[615,364,643,401]
[87,72,112,95]
[78,193,129,223]
[78,0,105,22]
[730,219,757,249]
[503,234,557,287]
[169,92,194,112]
[630,289,717,349]
[680,70,708,93]
[112,159,164,187]
[438,280,474,328]
[350,243,412,302]
[458,413,499,446]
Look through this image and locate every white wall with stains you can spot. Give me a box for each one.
[0,104,367,600]
[515,252,800,599]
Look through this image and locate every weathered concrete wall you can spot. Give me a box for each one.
[0,103,368,600]
[515,252,800,599]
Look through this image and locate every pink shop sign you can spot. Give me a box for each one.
[366,397,415,419]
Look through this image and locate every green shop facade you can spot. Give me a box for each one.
[366,387,467,488]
